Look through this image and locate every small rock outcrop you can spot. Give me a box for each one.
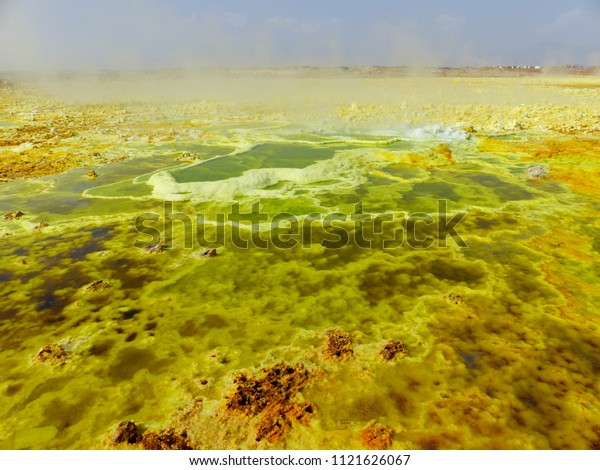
[84,280,111,292]
[34,343,68,366]
[225,362,316,443]
[323,329,354,361]
[111,421,141,444]
[141,428,192,450]
[199,248,217,258]
[144,243,166,254]
[4,211,24,221]
[379,340,407,361]
[525,165,548,179]
[360,422,393,450]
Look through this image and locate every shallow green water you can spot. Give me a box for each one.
[170,144,337,183]
[1,127,600,450]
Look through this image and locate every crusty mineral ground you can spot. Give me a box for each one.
[1,67,600,451]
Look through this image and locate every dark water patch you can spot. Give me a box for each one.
[359,261,418,305]
[20,225,116,271]
[0,270,12,282]
[583,354,600,374]
[67,226,113,260]
[525,179,568,194]
[518,394,539,410]
[109,346,174,383]
[121,308,142,320]
[427,258,487,284]
[104,258,158,291]
[14,270,44,284]
[475,218,495,230]
[469,212,520,232]
[42,393,97,433]
[47,265,88,291]
[13,247,29,256]
[43,313,67,324]
[403,181,459,204]
[388,391,415,415]
[68,314,91,329]
[178,319,200,337]
[33,291,73,323]
[5,382,23,397]
[28,265,88,321]
[0,307,20,320]
[89,225,113,239]
[459,351,483,370]
[88,339,115,357]
[23,377,73,406]
[463,173,534,202]
[201,314,229,329]
[506,269,555,304]
[35,293,56,311]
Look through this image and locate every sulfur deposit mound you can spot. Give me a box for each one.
[141,428,192,450]
[84,280,111,292]
[379,340,407,361]
[34,343,68,366]
[111,421,141,445]
[225,363,316,443]
[360,422,394,450]
[323,329,354,361]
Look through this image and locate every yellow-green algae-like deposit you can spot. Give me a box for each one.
[1,68,600,450]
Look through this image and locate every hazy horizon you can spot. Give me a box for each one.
[1,0,599,72]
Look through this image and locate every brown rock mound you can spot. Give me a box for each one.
[380,340,407,361]
[225,362,316,443]
[111,421,141,444]
[141,428,192,450]
[4,211,24,220]
[34,343,68,366]
[84,280,111,292]
[360,422,393,450]
[323,328,354,361]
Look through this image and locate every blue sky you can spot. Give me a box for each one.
[0,0,599,70]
